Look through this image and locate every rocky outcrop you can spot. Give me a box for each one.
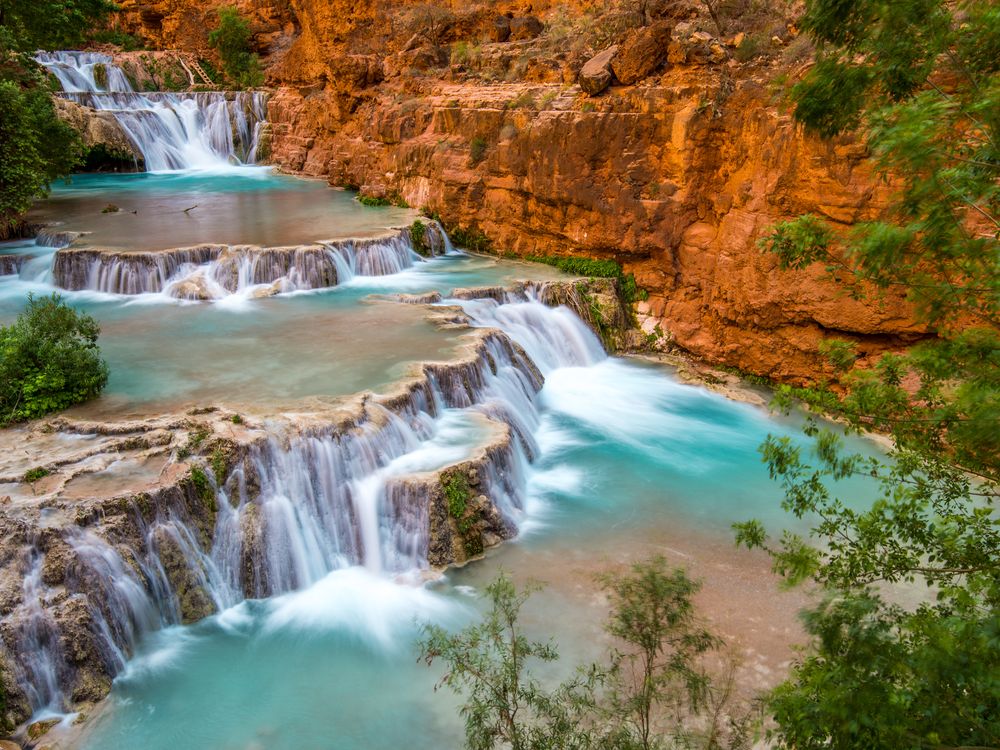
[611,21,673,85]
[0,277,620,725]
[49,223,449,298]
[53,97,142,169]
[0,255,27,276]
[579,46,618,95]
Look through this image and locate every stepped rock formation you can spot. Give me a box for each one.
[0,277,628,732]
[100,0,925,384]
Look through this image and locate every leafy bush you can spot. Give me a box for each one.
[524,255,648,303]
[469,136,489,164]
[0,68,83,234]
[0,294,109,425]
[208,6,264,88]
[89,28,144,50]
[410,219,429,256]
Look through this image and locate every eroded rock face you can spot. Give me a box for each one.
[106,0,928,384]
[509,16,543,41]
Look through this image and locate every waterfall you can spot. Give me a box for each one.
[35,51,267,172]
[454,289,608,374]
[51,229,439,298]
[0,286,600,722]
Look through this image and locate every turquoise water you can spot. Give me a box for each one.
[10,171,881,749]
[1,245,568,415]
[25,172,417,250]
[72,352,877,750]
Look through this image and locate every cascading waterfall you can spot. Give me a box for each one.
[2,285,605,722]
[35,51,266,171]
[51,228,443,298]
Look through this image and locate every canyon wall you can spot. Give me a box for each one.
[111,0,927,383]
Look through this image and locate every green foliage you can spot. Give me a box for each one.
[0,0,116,51]
[420,574,578,750]
[443,470,470,520]
[0,64,84,232]
[410,219,429,257]
[767,591,1000,750]
[525,255,648,304]
[421,563,750,750]
[740,2,1000,747]
[210,447,226,484]
[0,294,109,425]
[597,557,723,750]
[23,466,49,483]
[469,137,489,164]
[208,6,264,88]
[189,466,217,512]
[357,194,392,207]
[88,28,145,51]
[0,0,110,229]
[230,413,243,425]
[357,192,408,208]
[448,224,493,254]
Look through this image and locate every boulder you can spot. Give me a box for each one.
[398,44,449,71]
[610,21,673,85]
[53,98,142,166]
[579,45,618,96]
[491,15,511,42]
[509,15,543,40]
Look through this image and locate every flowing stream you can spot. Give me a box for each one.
[0,51,883,749]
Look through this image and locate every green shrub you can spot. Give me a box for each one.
[208,6,264,88]
[358,194,392,207]
[0,73,83,233]
[410,219,429,256]
[469,136,489,164]
[89,28,144,51]
[210,447,227,484]
[443,471,470,521]
[0,294,109,426]
[189,466,217,511]
[525,255,647,304]
[358,192,408,208]
[23,466,49,483]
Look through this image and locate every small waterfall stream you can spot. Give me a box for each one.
[35,51,266,171]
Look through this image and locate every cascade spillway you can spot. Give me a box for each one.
[35,51,266,172]
[0,291,608,721]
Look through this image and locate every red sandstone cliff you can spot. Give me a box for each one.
[110,0,928,383]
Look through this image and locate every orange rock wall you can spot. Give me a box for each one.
[115,0,927,384]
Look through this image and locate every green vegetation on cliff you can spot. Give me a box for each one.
[525,255,647,304]
[208,6,264,88]
[734,1,1000,748]
[0,294,109,426]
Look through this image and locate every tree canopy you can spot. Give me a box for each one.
[735,1,1000,747]
[0,294,109,425]
[0,0,115,232]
